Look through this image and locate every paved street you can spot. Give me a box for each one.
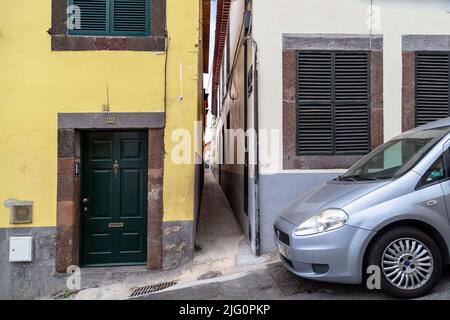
[136,171,450,301]
[50,171,450,300]
[137,261,450,300]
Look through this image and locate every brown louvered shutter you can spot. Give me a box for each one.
[297,52,333,154]
[296,51,370,155]
[416,53,450,126]
[334,52,370,154]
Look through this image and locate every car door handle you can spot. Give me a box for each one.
[427,200,438,206]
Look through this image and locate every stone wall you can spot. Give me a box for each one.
[0,227,66,299]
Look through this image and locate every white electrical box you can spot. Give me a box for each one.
[9,236,33,262]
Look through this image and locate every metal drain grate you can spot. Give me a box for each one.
[129,280,178,298]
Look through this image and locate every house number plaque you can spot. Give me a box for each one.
[105,116,116,125]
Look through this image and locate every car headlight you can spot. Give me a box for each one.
[294,208,348,236]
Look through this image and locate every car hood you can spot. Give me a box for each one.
[279,180,389,225]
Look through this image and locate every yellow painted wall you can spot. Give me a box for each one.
[0,0,201,227]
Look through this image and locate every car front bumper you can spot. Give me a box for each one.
[274,217,376,284]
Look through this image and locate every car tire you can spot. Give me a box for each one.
[366,226,442,299]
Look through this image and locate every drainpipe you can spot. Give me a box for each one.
[244,1,261,257]
[163,27,169,127]
[252,38,261,256]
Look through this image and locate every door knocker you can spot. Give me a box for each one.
[113,160,120,177]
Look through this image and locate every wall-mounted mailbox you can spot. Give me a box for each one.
[9,236,33,262]
[4,199,33,224]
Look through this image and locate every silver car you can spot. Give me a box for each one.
[274,118,450,298]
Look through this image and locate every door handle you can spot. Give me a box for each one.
[113,160,120,177]
[81,197,89,212]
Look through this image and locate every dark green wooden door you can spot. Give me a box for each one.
[81,131,148,266]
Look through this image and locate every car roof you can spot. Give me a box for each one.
[403,117,450,135]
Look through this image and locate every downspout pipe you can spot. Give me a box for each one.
[163,27,169,127]
[252,38,261,256]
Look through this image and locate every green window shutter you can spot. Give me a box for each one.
[70,0,109,35]
[69,0,150,36]
[112,0,150,36]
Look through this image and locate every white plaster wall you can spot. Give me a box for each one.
[211,0,257,177]
[253,0,450,174]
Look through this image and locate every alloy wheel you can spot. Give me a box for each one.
[381,237,434,290]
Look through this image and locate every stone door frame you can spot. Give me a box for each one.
[56,112,165,272]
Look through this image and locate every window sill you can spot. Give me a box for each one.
[284,155,364,170]
[51,35,165,51]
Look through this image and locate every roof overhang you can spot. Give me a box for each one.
[203,0,211,73]
[211,0,231,116]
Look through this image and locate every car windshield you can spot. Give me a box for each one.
[340,128,449,181]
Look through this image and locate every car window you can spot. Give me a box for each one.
[417,156,447,189]
[342,128,448,181]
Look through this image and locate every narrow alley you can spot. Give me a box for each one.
[33,170,450,300]
[48,171,275,300]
